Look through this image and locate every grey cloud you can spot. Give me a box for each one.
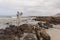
[0,0,60,16]
[22,0,60,16]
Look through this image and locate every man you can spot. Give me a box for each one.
[16,11,22,26]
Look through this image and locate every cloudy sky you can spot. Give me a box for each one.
[0,0,60,16]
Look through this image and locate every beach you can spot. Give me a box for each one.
[0,17,60,40]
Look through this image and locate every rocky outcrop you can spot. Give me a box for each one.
[0,25,24,40]
[33,16,60,24]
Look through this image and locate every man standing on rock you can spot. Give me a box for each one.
[16,11,23,26]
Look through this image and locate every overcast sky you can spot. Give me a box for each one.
[0,0,60,16]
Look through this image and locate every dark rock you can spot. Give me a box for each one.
[23,33,36,40]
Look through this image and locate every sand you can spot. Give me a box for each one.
[46,25,60,40]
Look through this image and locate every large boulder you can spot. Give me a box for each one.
[19,24,34,33]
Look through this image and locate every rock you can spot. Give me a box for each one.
[23,33,36,40]
[19,24,34,33]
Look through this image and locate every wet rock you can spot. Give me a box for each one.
[6,23,9,25]
[0,29,5,34]
[19,24,34,33]
[23,33,36,40]
[40,29,51,40]
[37,21,53,29]
[0,24,24,40]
